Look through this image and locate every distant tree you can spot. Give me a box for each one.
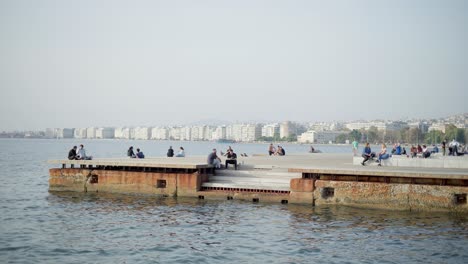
[385,130,401,143]
[286,134,297,142]
[367,126,379,143]
[424,130,444,144]
[445,124,458,141]
[408,127,424,144]
[400,127,410,144]
[349,130,361,142]
[335,134,348,144]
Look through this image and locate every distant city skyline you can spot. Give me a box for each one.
[1,0,467,131]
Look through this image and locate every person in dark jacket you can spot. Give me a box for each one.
[136,148,145,159]
[127,146,136,158]
[167,146,174,157]
[225,150,238,170]
[361,143,375,165]
[68,146,78,160]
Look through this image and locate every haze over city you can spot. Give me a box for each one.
[1,0,467,131]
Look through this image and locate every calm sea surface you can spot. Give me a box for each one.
[0,139,467,263]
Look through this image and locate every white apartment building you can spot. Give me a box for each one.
[298,130,344,144]
[213,126,227,140]
[151,127,169,140]
[169,127,181,140]
[74,128,87,139]
[262,123,279,137]
[95,127,115,139]
[45,128,58,138]
[57,128,74,138]
[134,127,152,140]
[179,126,192,141]
[241,124,262,142]
[86,127,97,139]
[428,123,446,133]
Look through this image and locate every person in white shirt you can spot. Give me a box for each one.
[175,147,185,157]
[77,144,92,160]
[449,139,460,156]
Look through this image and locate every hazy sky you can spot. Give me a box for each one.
[1,0,467,130]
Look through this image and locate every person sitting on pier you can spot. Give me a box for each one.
[175,147,185,157]
[77,144,92,160]
[68,146,78,160]
[225,149,238,170]
[395,143,402,155]
[417,145,423,154]
[361,142,375,166]
[422,145,431,158]
[449,139,460,156]
[207,149,221,169]
[223,146,233,156]
[409,145,416,158]
[127,146,136,158]
[136,148,145,159]
[376,143,389,166]
[275,146,285,156]
[431,144,439,154]
[268,143,276,156]
[167,146,174,157]
[402,147,407,155]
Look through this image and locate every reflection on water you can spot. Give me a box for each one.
[0,139,467,263]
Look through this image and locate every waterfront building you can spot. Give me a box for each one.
[214,126,227,140]
[74,128,87,139]
[57,128,74,139]
[241,124,262,142]
[298,130,344,144]
[179,126,192,141]
[95,127,115,139]
[134,127,152,140]
[428,123,447,133]
[151,127,168,140]
[45,128,58,138]
[86,127,97,139]
[262,123,279,137]
[280,121,293,138]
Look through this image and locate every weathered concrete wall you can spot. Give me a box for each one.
[49,168,206,198]
[289,178,314,204]
[314,180,468,212]
[196,190,290,204]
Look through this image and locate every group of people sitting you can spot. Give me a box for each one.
[207,146,239,170]
[68,144,92,160]
[361,143,384,166]
[268,144,286,156]
[127,146,145,159]
[362,139,467,166]
[166,146,185,157]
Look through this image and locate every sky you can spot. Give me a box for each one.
[0,0,467,130]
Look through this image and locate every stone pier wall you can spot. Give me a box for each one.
[49,168,208,198]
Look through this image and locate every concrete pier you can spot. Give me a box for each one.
[48,154,468,212]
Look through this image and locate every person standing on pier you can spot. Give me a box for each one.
[167,146,174,157]
[68,146,78,160]
[352,140,359,156]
